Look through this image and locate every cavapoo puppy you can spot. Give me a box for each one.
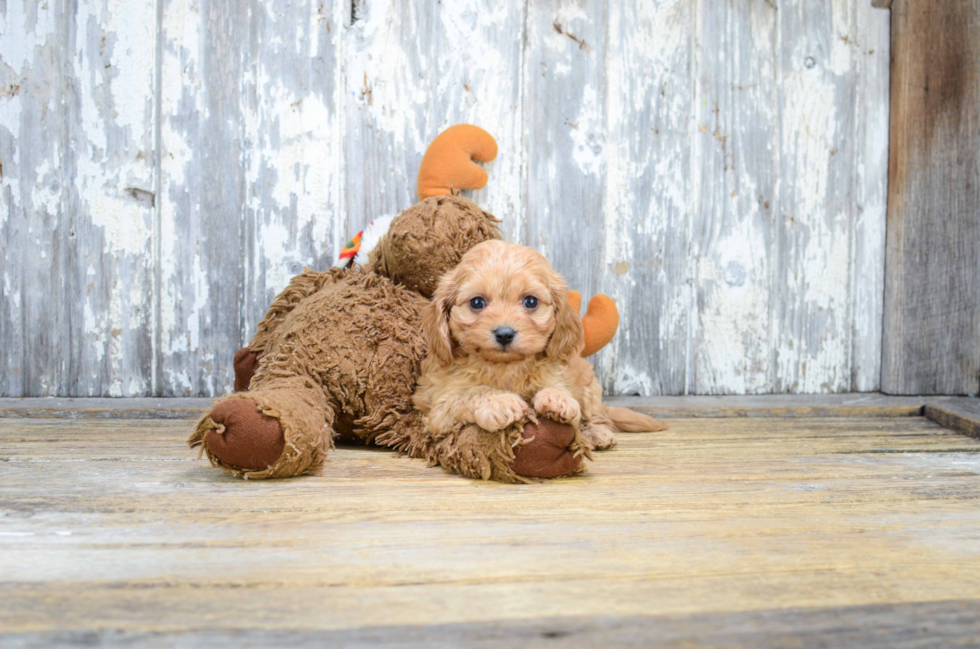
[414,240,665,466]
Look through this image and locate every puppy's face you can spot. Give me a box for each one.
[423,240,584,365]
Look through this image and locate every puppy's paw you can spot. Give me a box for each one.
[474,393,530,431]
[583,422,617,451]
[533,388,581,425]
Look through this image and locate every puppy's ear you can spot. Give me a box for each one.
[545,273,585,362]
[422,270,457,366]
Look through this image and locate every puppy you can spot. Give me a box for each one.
[413,240,665,455]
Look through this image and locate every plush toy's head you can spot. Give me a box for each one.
[333,123,619,357]
[335,124,502,297]
[368,194,500,298]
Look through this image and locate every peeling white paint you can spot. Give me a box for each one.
[345,0,524,241]
[1,0,890,397]
[0,0,59,70]
[613,365,655,397]
[569,85,603,178]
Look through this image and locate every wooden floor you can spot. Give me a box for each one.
[2,404,980,646]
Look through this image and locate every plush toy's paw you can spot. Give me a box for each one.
[532,388,581,425]
[473,393,530,431]
[512,419,583,478]
[583,421,617,451]
[233,347,260,392]
[204,399,285,471]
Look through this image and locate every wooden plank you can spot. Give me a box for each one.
[343,0,525,239]
[240,0,347,336]
[924,401,980,440]
[1,0,158,398]
[3,394,979,422]
[690,0,778,395]
[0,0,72,397]
[881,0,980,395]
[772,0,886,392]
[5,600,979,647]
[691,0,890,395]
[157,0,251,396]
[67,0,157,396]
[606,393,930,419]
[850,1,891,391]
[522,0,607,305]
[1,417,979,636]
[0,397,211,419]
[598,0,693,396]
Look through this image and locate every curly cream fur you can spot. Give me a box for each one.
[414,240,615,453]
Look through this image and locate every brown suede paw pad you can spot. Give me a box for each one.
[205,399,285,471]
[512,419,582,479]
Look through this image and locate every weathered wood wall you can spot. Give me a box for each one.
[0,0,890,397]
[881,0,980,396]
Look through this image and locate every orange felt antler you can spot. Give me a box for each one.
[568,290,620,357]
[417,124,498,201]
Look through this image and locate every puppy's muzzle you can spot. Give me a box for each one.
[493,326,516,347]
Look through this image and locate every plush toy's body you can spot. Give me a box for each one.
[196,269,426,478]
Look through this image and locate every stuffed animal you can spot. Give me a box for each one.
[189,125,628,482]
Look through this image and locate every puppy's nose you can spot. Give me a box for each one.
[494,326,516,346]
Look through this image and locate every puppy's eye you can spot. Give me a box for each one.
[523,296,538,310]
[469,297,486,311]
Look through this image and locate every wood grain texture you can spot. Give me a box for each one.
[924,401,980,441]
[241,0,347,349]
[1,0,158,398]
[692,0,890,395]
[0,0,891,397]
[1,416,979,639]
[344,0,525,239]
[596,0,693,396]
[851,0,891,392]
[0,0,73,396]
[522,0,607,308]
[9,394,980,422]
[773,0,879,393]
[8,601,980,648]
[68,0,158,397]
[691,0,779,395]
[881,0,980,395]
[156,0,250,396]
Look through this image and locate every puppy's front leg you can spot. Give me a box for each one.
[532,387,581,426]
[429,387,530,434]
[471,390,530,432]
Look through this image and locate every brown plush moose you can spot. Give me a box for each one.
[188,125,644,482]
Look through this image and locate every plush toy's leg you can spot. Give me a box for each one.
[233,347,260,392]
[409,416,589,483]
[189,375,336,479]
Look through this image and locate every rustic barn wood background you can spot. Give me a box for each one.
[0,0,891,397]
